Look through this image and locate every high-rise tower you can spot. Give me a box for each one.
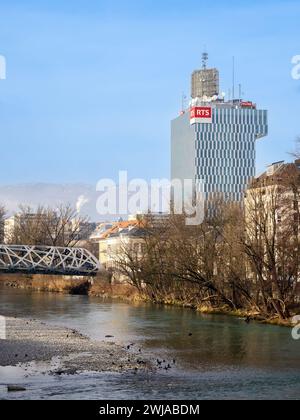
[171,61,268,203]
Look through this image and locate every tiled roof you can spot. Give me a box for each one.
[99,219,145,240]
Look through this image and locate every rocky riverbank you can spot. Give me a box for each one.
[0,316,152,374]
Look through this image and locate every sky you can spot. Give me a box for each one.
[0,0,299,186]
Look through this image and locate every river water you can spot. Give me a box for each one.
[0,285,299,400]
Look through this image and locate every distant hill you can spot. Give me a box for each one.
[0,183,167,222]
[0,183,102,221]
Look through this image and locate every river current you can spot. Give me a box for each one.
[0,285,299,400]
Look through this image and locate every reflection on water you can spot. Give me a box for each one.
[0,284,300,400]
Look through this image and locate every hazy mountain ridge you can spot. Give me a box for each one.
[0,183,101,221]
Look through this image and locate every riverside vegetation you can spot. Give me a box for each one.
[113,170,300,325]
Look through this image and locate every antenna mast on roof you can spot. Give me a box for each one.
[181,92,187,112]
[232,56,235,100]
[202,51,208,69]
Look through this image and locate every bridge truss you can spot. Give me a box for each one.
[0,245,100,276]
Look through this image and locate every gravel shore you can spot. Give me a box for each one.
[0,316,152,375]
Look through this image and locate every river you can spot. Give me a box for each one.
[0,285,299,400]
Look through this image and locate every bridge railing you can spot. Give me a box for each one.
[0,245,101,276]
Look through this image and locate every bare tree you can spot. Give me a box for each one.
[112,188,300,321]
[40,204,91,247]
[9,204,90,247]
[112,241,146,294]
[113,205,249,309]
[243,170,300,319]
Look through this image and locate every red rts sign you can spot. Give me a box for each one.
[190,107,212,124]
[241,101,256,109]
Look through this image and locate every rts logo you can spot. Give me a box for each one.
[190,106,212,125]
[0,55,6,80]
[291,55,300,80]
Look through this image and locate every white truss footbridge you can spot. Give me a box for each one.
[0,245,100,276]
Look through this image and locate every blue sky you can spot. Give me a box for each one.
[0,0,299,185]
